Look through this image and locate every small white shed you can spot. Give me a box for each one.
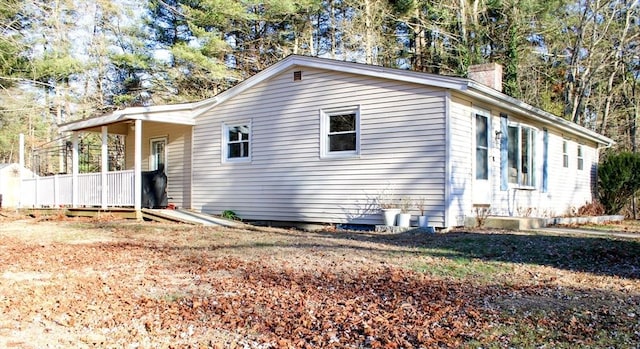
[0,163,33,208]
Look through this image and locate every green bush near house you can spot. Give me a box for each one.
[598,152,640,214]
[221,210,240,221]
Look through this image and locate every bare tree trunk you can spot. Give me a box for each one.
[363,0,373,64]
[330,0,336,59]
[413,7,425,71]
[601,0,637,134]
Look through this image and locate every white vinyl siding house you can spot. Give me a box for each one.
[192,67,449,226]
[446,92,604,221]
[52,55,612,228]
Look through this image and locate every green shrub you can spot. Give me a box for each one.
[221,210,240,221]
[598,152,640,214]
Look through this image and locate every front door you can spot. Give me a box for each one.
[473,110,491,204]
[150,137,167,172]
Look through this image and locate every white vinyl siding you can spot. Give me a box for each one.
[448,92,599,219]
[447,94,476,227]
[192,67,447,227]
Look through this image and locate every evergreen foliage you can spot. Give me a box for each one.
[598,152,640,215]
[0,0,638,165]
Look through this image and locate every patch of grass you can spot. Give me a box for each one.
[407,231,640,279]
[162,292,188,302]
[580,220,640,233]
[412,256,502,279]
[470,304,640,349]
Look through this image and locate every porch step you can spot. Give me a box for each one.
[141,209,242,227]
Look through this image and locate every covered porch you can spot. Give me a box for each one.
[20,102,209,215]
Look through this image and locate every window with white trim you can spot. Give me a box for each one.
[223,123,251,162]
[507,124,536,187]
[577,144,584,170]
[320,107,360,158]
[475,112,489,180]
[150,137,167,172]
[562,140,569,168]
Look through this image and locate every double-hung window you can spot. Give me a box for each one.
[562,140,569,168]
[321,106,360,158]
[475,112,489,180]
[507,124,536,187]
[577,145,584,170]
[223,123,251,162]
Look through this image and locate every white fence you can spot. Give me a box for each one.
[21,170,135,208]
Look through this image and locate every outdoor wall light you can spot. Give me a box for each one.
[494,130,502,145]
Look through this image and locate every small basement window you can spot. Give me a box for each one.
[320,106,360,158]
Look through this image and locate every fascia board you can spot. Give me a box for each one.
[126,112,196,125]
[58,111,129,132]
[59,102,203,132]
[465,82,614,147]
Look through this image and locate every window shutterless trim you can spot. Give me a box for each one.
[562,139,569,168]
[149,136,168,172]
[320,106,360,159]
[473,108,491,181]
[221,121,252,163]
[506,122,538,188]
[577,144,584,170]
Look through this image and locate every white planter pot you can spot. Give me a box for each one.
[418,216,429,228]
[397,213,411,227]
[382,208,400,226]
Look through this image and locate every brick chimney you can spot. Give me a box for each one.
[468,63,503,92]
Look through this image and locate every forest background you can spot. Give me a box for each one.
[0,0,638,167]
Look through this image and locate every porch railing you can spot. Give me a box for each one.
[21,170,135,208]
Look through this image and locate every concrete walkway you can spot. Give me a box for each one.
[531,227,640,240]
[143,209,243,227]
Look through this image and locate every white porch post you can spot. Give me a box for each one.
[72,132,79,208]
[18,133,24,208]
[101,126,108,209]
[134,119,142,215]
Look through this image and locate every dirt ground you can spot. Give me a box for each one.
[1,213,639,348]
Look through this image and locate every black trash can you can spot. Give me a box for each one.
[141,165,168,209]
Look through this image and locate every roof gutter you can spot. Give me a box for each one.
[464,81,614,147]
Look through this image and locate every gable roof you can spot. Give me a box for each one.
[204,55,612,147]
[59,55,612,147]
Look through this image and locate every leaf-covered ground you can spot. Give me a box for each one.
[0,215,639,348]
